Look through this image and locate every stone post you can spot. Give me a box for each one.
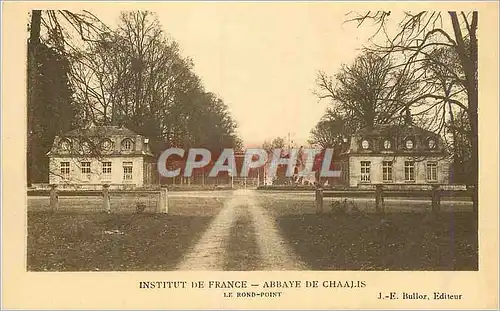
[102,184,111,213]
[159,187,169,213]
[375,184,384,213]
[431,184,441,213]
[315,186,323,214]
[49,184,59,211]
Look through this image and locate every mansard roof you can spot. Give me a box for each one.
[63,125,138,137]
[341,123,448,156]
[47,125,153,158]
[353,124,437,138]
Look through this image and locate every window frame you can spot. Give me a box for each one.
[101,139,113,152]
[360,161,371,183]
[405,139,414,150]
[382,139,392,150]
[123,161,133,182]
[80,161,91,181]
[122,139,133,151]
[60,161,70,179]
[102,161,112,181]
[427,137,437,150]
[426,161,438,182]
[404,161,415,182]
[60,139,72,152]
[81,140,92,154]
[382,161,393,182]
[361,139,370,150]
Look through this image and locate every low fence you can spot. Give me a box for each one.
[314,184,474,214]
[31,185,169,214]
[28,184,233,196]
[29,183,161,191]
[257,184,469,192]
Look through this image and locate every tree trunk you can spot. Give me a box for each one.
[27,10,42,187]
[29,10,42,44]
[445,86,460,183]
[469,12,479,215]
[449,11,478,214]
[468,95,478,214]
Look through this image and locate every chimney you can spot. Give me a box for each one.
[404,108,413,126]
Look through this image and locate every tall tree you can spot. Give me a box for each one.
[28,9,243,185]
[27,42,75,183]
[308,110,350,149]
[347,11,478,212]
[420,46,471,183]
[27,10,109,185]
[315,51,420,132]
[69,10,242,156]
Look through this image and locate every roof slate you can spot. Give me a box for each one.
[63,126,138,137]
[354,124,437,137]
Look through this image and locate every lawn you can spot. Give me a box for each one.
[259,196,478,271]
[27,192,478,271]
[27,196,224,271]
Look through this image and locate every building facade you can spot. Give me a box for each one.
[47,125,155,189]
[339,124,450,188]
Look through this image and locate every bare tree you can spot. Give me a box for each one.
[308,111,349,149]
[69,10,242,154]
[27,10,110,185]
[315,51,422,131]
[346,11,478,212]
[28,10,243,185]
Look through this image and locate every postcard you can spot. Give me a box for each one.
[2,1,498,309]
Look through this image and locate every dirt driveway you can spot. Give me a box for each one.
[176,189,306,270]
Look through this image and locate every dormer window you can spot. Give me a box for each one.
[405,139,414,150]
[81,140,91,153]
[361,139,370,150]
[60,139,71,151]
[101,139,113,152]
[383,139,392,150]
[428,138,436,149]
[122,138,133,151]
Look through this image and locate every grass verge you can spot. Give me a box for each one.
[277,211,477,271]
[27,196,224,271]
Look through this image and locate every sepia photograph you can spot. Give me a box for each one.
[24,6,480,273]
[0,1,500,310]
[3,1,498,309]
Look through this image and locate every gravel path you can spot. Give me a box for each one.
[176,195,239,270]
[176,189,306,270]
[246,193,307,270]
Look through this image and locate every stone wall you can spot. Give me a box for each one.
[348,155,450,187]
[49,156,145,187]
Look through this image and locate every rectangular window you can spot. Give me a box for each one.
[123,161,133,181]
[426,162,438,182]
[102,161,112,180]
[122,139,133,151]
[81,161,91,180]
[382,161,393,182]
[404,161,415,182]
[360,161,371,182]
[60,162,70,179]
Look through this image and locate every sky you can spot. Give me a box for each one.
[92,3,382,147]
